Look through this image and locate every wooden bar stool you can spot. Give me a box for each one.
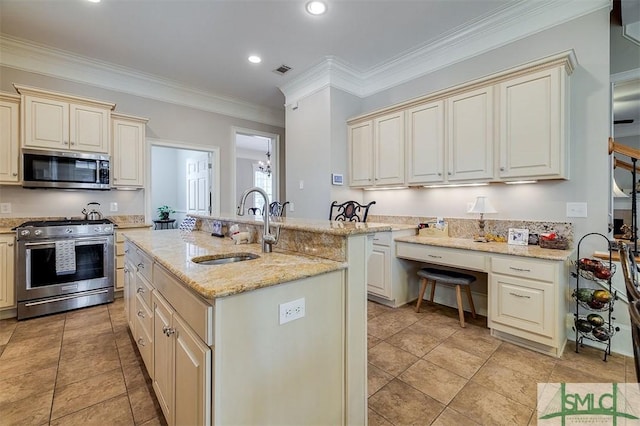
[416,267,477,327]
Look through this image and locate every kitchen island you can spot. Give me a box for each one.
[122,217,390,426]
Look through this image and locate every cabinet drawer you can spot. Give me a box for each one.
[135,247,153,282]
[116,268,124,290]
[489,274,554,338]
[135,273,154,308]
[396,242,486,272]
[491,256,556,283]
[125,241,138,263]
[371,232,391,246]
[116,242,125,256]
[135,292,153,337]
[116,255,125,269]
[134,316,154,376]
[116,231,126,243]
[154,264,214,346]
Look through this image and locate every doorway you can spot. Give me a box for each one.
[231,128,280,213]
[147,138,220,226]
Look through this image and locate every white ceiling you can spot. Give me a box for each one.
[0,0,603,115]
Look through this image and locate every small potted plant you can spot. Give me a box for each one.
[157,205,175,220]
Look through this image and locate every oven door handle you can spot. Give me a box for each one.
[23,289,110,307]
[24,241,57,247]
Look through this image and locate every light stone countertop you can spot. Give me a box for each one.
[121,229,347,301]
[395,235,574,261]
[0,228,13,235]
[114,223,152,230]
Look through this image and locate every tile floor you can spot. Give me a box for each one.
[0,298,635,426]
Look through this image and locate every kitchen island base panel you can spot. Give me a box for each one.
[491,328,568,358]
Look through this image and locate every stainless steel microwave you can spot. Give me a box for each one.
[22,149,111,190]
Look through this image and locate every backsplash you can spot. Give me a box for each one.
[368,215,574,247]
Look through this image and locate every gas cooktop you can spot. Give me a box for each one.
[16,218,114,228]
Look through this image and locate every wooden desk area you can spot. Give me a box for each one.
[394,236,574,357]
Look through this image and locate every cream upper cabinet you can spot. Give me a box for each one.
[498,67,567,180]
[0,235,16,312]
[16,85,114,153]
[348,121,374,187]
[406,100,445,184]
[111,113,148,188]
[374,111,405,186]
[0,93,20,184]
[447,86,494,182]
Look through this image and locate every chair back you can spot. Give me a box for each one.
[247,207,262,215]
[269,201,290,217]
[329,200,376,222]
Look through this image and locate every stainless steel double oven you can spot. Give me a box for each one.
[15,219,115,320]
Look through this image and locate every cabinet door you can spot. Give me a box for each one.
[447,87,494,181]
[70,103,110,153]
[23,95,69,150]
[0,236,15,310]
[112,117,145,187]
[374,111,405,186]
[367,245,391,299]
[348,121,374,187]
[499,68,565,179]
[174,314,212,426]
[0,96,20,184]
[123,259,134,329]
[153,293,175,425]
[489,273,554,338]
[406,101,444,184]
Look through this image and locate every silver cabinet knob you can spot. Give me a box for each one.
[137,310,145,318]
[137,338,145,347]
[12,173,17,176]
[136,287,144,294]
[500,166,505,171]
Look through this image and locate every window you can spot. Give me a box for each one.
[252,164,272,211]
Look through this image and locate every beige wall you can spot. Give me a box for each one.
[0,66,285,219]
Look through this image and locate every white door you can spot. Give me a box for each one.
[186,152,210,216]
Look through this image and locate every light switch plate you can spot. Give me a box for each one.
[0,203,11,214]
[566,202,587,218]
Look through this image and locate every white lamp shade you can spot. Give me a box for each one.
[468,196,497,214]
[612,177,629,198]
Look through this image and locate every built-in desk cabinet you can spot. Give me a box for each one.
[15,85,114,154]
[0,93,20,184]
[0,235,16,318]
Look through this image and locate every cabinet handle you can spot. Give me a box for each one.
[509,292,530,299]
[137,262,144,269]
[137,310,145,318]
[124,249,130,254]
[124,267,129,273]
[437,172,442,176]
[447,172,452,176]
[163,326,175,337]
[428,254,442,259]
[137,338,145,346]
[12,173,17,176]
[7,243,13,247]
[136,287,144,294]
[509,266,531,272]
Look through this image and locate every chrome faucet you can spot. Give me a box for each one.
[237,187,280,253]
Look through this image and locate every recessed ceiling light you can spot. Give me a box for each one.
[306,1,327,15]
[248,55,262,64]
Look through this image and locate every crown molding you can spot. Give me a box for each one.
[279,0,610,106]
[0,35,285,128]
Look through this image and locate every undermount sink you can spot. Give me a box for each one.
[191,253,259,265]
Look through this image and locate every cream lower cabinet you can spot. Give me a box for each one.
[111,113,147,188]
[115,231,126,291]
[367,229,417,307]
[0,93,20,184]
[489,255,567,357]
[0,235,16,317]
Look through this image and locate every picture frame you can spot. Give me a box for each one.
[508,228,529,246]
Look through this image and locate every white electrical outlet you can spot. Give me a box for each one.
[279,298,305,325]
[110,202,118,212]
[566,202,587,218]
[289,202,295,212]
[0,203,11,214]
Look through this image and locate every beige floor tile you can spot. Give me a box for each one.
[423,341,486,379]
[557,344,626,383]
[368,341,419,377]
[64,308,111,331]
[9,316,65,343]
[63,320,113,343]
[0,389,53,426]
[0,332,62,360]
[489,343,557,382]
[367,301,395,318]
[471,358,539,408]
[51,368,127,420]
[49,394,135,426]
[445,325,501,358]
[368,363,394,397]
[627,357,639,383]
[385,322,443,357]
[0,365,57,404]
[431,406,480,426]
[59,332,118,363]
[549,363,620,384]
[399,359,468,405]
[128,384,164,425]
[0,345,60,379]
[368,379,445,425]
[122,357,151,391]
[138,417,166,426]
[367,408,393,426]
[368,334,381,349]
[449,381,533,426]
[367,310,421,340]
[414,315,461,340]
[57,352,122,387]
[0,344,4,356]
[0,318,18,345]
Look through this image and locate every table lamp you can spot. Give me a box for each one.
[468,196,497,242]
